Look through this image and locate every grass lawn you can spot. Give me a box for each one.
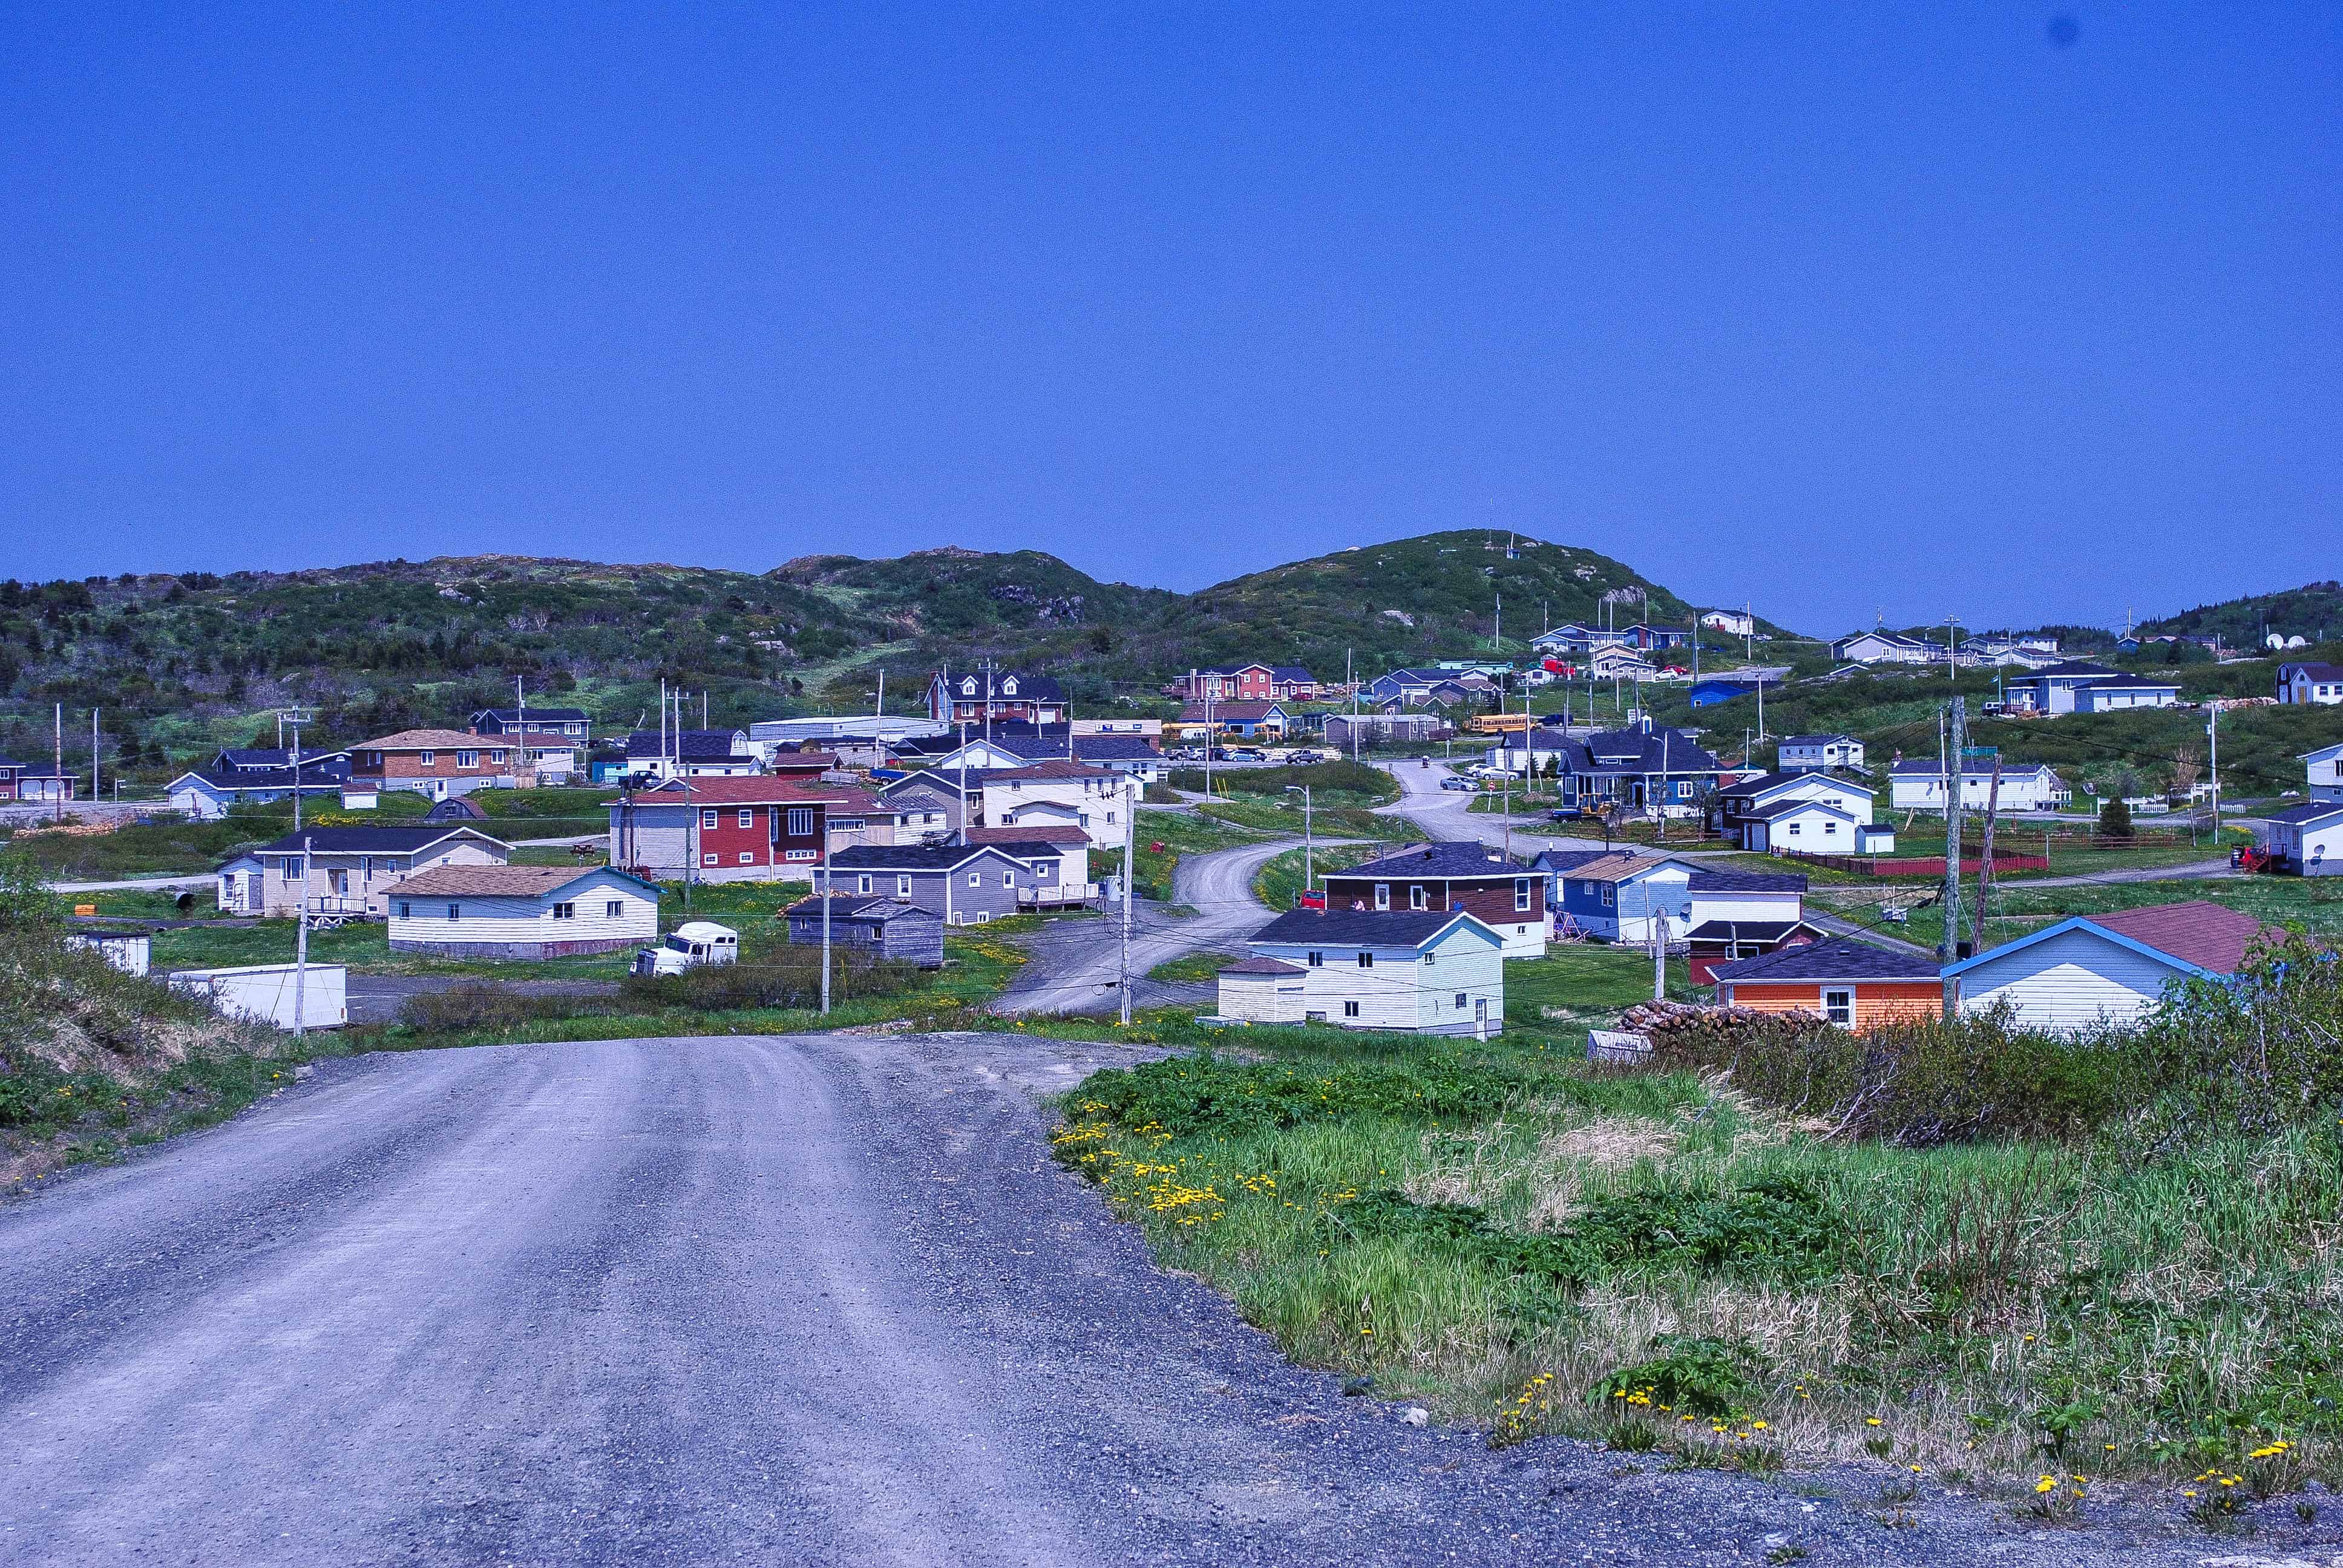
[1193,796,1419,841]
[1047,1025,2343,1495]
[1837,872,2343,954]
[1145,952,1227,985]
[1251,842,1385,913]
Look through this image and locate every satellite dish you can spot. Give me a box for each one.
[2267,633,2285,650]
[2286,635,2308,648]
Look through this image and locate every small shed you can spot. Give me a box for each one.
[1853,823,1896,854]
[1215,956,1307,1023]
[784,896,946,969]
[67,928,151,976]
[424,795,490,822]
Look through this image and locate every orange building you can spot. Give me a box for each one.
[1712,935,1942,1031]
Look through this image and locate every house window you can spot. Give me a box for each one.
[490,750,507,765]
[419,750,436,767]
[786,849,816,861]
[1601,885,1615,907]
[897,875,912,897]
[456,751,479,769]
[552,902,575,920]
[702,809,719,829]
[738,852,753,864]
[1455,993,1467,1009]
[361,856,373,877]
[398,901,411,919]
[606,901,623,918]
[787,808,815,837]
[1343,1001,1360,1018]
[1307,950,1323,967]
[1374,883,1390,910]
[281,858,302,881]
[447,903,461,921]
[702,852,718,866]
[858,874,873,894]
[1788,823,1801,835]
[738,809,754,829]
[1515,878,1532,912]
[968,871,982,887]
[1410,886,1427,910]
[1357,952,1374,969]
[831,817,863,831]
[1823,988,1854,1027]
[1422,948,1436,965]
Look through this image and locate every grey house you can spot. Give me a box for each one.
[826,843,1041,925]
[784,897,946,968]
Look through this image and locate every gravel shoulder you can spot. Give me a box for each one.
[0,1030,2309,1567]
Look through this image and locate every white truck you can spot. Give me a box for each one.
[629,921,740,978]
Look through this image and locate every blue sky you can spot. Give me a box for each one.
[3,5,2336,633]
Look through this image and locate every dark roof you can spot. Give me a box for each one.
[2281,662,2343,681]
[1179,700,1287,721]
[827,843,1023,872]
[1749,797,1856,821]
[934,670,1066,702]
[2264,802,2343,826]
[1885,759,2058,778]
[1720,769,1869,800]
[422,796,490,820]
[964,825,1090,848]
[625,729,750,761]
[215,747,349,770]
[784,896,939,923]
[1529,849,1611,875]
[1576,725,1722,774]
[1688,870,1809,893]
[1712,935,1939,984]
[1070,735,1162,762]
[1248,908,1489,948]
[2089,901,2283,976]
[172,766,345,792]
[471,707,589,724]
[2083,674,2181,690]
[1781,734,1856,747]
[242,825,507,855]
[1329,841,1522,880]
[1685,920,1820,945]
[2019,660,2122,680]
[1219,956,1305,976]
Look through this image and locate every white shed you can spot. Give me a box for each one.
[386,864,663,958]
[67,928,151,976]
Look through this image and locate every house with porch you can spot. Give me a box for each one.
[1181,664,1320,702]
[623,728,760,780]
[469,706,592,742]
[1886,760,2069,812]
[215,825,512,918]
[1525,721,1725,818]
[1366,668,1488,708]
[606,776,884,882]
[1176,700,1291,740]
[824,842,1045,924]
[976,759,1132,850]
[349,730,523,800]
[1227,908,1507,1036]
[2256,802,2343,876]
[926,669,1067,727]
[1531,624,1625,657]
[1829,631,1937,665]
[1778,734,1864,773]
[1710,771,1875,849]
[1317,841,1548,958]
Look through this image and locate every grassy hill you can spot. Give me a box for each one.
[2138,581,2343,652]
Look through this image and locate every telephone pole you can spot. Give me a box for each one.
[293,832,312,1044]
[2207,705,2221,849]
[1118,779,1135,1026]
[820,857,831,1015]
[1940,697,1968,1016]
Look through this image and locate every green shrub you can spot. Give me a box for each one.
[1588,1336,1766,1417]
[1072,1052,1536,1140]
[2099,797,2134,840]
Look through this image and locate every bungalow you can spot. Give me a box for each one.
[469,706,592,742]
[167,754,350,820]
[1699,609,1755,638]
[1587,647,1660,682]
[2003,661,2180,715]
[1830,631,1936,665]
[1687,670,1784,709]
[1742,797,1863,855]
[1616,623,1693,651]
[1325,713,1443,748]
[1233,907,1506,1036]
[1319,841,1548,958]
[1886,760,2069,812]
[784,895,946,967]
[1367,668,1486,708]
[2074,674,2181,713]
[926,669,1066,727]
[1522,721,1725,817]
[1710,771,1874,850]
[977,759,1132,850]
[1181,664,1320,702]
[2256,802,2343,876]
[2304,743,2343,803]
[216,825,513,918]
[385,866,660,959]
[1552,853,1694,944]
[1712,936,1943,1031]
[349,729,522,800]
[1942,901,2281,1033]
[607,776,885,881]
[1683,870,1818,984]
[1531,624,1625,657]
[1177,699,1291,740]
[825,842,1044,925]
[2278,662,2343,706]
[624,728,759,780]
[1778,734,1864,773]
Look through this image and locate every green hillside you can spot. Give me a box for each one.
[2138,581,2343,651]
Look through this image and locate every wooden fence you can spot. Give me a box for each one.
[1783,850,2051,878]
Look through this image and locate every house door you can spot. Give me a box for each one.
[1474,998,1489,1039]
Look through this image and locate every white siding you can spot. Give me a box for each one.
[1957,928,2184,1033]
[387,875,658,951]
[1688,890,1803,927]
[1251,924,1506,1035]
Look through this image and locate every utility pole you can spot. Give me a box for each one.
[293,832,312,1045]
[1118,780,1135,1026]
[90,708,99,809]
[1940,697,1968,1014]
[2207,704,2220,848]
[1652,910,1668,1002]
[1347,648,1358,762]
[1975,758,2004,952]
[1202,678,1215,800]
[53,702,64,823]
[820,857,831,1015]
[287,710,305,836]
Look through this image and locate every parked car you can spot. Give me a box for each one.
[1547,805,1585,822]
[630,921,740,976]
[1230,746,1265,762]
[1296,889,1326,910]
[1283,750,1322,765]
[1439,776,1476,792]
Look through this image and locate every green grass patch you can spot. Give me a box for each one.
[1145,951,1228,985]
[1251,842,1386,912]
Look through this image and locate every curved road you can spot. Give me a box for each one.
[0,1033,2232,1566]
[992,834,1302,1015]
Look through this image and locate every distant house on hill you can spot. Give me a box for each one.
[2278,662,2343,706]
[925,669,1066,727]
[1180,664,1320,702]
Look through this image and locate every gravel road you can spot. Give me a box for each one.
[3,1032,2310,1566]
[992,834,1300,1014]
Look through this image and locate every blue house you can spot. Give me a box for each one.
[1552,852,1694,943]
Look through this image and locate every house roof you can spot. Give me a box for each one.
[1178,701,1288,722]
[883,786,954,814]
[1330,841,1522,880]
[388,864,657,900]
[2263,801,2343,827]
[1749,798,1858,822]
[965,825,1091,848]
[986,757,1121,782]
[1688,869,1810,893]
[1529,849,1613,875]
[615,776,876,809]
[241,825,511,856]
[2018,660,2123,681]
[784,895,938,923]
[2088,901,2284,975]
[625,728,750,761]
[1685,919,1822,945]
[828,843,1025,872]
[1069,735,1162,761]
[1248,907,1498,949]
[216,747,350,769]
[1219,956,1306,976]
[2083,674,2181,690]
[471,707,590,724]
[171,766,345,792]
[933,669,1066,702]
[353,728,500,752]
[1713,935,1941,984]
[2280,662,2343,682]
[1722,769,1870,800]
[1781,734,1857,747]
[1556,852,1692,885]
[767,751,841,770]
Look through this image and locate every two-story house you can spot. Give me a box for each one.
[606,776,883,882]
[215,825,512,918]
[925,669,1066,727]
[1176,700,1291,740]
[825,842,1046,924]
[1710,771,1875,851]
[1180,664,1320,702]
[469,707,592,743]
[1222,907,1506,1036]
[976,759,1132,850]
[349,730,522,800]
[623,728,759,780]
[1778,735,1864,773]
[1552,853,1693,944]
[1317,841,1546,958]
[2303,743,2343,803]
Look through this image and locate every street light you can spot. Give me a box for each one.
[1284,784,1312,903]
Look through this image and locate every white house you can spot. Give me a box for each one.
[2074,675,2181,713]
[977,760,1133,851]
[2004,662,2177,716]
[1887,760,2069,812]
[1712,771,1875,851]
[1943,901,2276,1033]
[1685,869,1807,932]
[1778,734,1864,773]
[2258,803,2343,876]
[2279,662,2343,706]
[1743,797,1862,854]
[1236,907,1506,1036]
[386,865,663,959]
[1213,956,1309,1025]
[1700,609,1755,638]
[215,826,512,918]
[1830,632,1936,665]
[2303,743,2343,803]
[1552,853,1694,944]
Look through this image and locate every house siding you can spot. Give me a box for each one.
[1720,979,1940,1031]
[385,878,657,958]
[1318,875,1547,958]
[1250,924,1504,1036]
[1954,929,2180,1032]
[216,840,505,918]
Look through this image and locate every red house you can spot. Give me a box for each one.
[1181,664,1320,702]
[605,776,883,883]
